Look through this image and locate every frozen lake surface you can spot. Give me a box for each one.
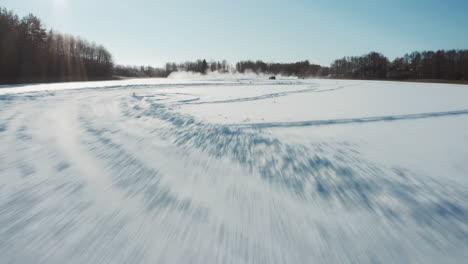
[1,77,468,263]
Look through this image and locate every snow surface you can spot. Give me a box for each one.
[1,77,468,263]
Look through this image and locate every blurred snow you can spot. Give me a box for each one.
[1,77,467,263]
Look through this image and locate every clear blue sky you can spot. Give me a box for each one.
[2,0,467,67]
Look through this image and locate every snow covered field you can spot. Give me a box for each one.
[1,77,468,263]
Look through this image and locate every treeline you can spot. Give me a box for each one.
[111,52,468,81]
[124,59,329,78]
[235,60,329,77]
[114,60,232,78]
[0,7,113,84]
[113,65,167,78]
[165,59,231,74]
[330,51,468,80]
[235,51,468,81]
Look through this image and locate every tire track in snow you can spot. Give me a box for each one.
[128,94,468,247]
[183,83,357,105]
[1,81,468,264]
[76,93,312,263]
[230,109,468,128]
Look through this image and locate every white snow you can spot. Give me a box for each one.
[1,77,467,263]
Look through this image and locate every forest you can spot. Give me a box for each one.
[330,51,468,80]
[1,7,468,84]
[0,7,113,84]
